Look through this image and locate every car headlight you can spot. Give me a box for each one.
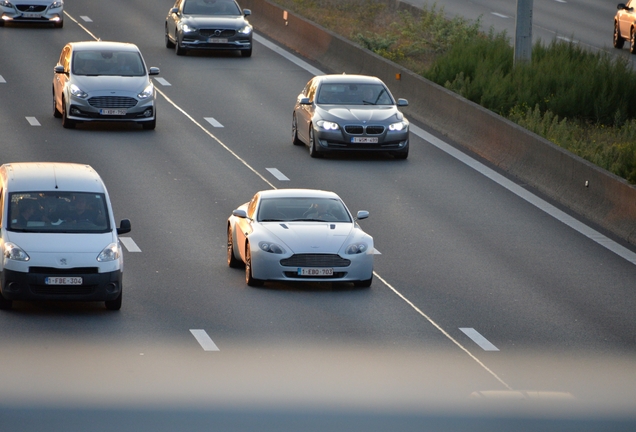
[97,243,119,262]
[0,1,14,8]
[237,25,252,35]
[316,120,339,131]
[259,241,286,254]
[388,121,408,131]
[345,243,368,255]
[70,84,88,98]
[50,1,63,8]
[138,84,154,99]
[3,242,29,261]
[181,23,196,33]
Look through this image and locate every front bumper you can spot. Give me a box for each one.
[1,6,63,24]
[314,127,409,153]
[1,268,122,302]
[250,250,374,283]
[66,96,156,123]
[181,33,252,51]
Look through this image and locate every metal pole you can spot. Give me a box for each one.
[514,0,533,66]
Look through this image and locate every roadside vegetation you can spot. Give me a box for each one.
[271,0,636,184]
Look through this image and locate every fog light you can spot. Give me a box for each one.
[70,108,81,115]
[143,108,153,118]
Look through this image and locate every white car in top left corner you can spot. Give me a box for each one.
[227,188,374,288]
[0,0,64,28]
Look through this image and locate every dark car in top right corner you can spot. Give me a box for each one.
[614,1,636,53]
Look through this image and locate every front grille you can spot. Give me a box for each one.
[345,125,363,134]
[29,267,99,275]
[17,5,47,12]
[88,96,138,109]
[31,285,96,296]
[280,254,351,267]
[366,126,385,135]
[199,29,236,37]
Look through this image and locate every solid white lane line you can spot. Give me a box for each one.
[266,168,290,181]
[459,328,500,351]
[119,237,141,252]
[491,12,509,18]
[253,34,323,76]
[0,75,6,83]
[80,16,92,22]
[411,125,636,266]
[26,117,40,126]
[154,77,171,86]
[204,117,224,128]
[63,12,99,40]
[190,329,220,351]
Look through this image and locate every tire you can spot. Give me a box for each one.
[614,22,625,49]
[308,127,322,158]
[105,291,122,311]
[292,113,303,145]
[175,33,186,56]
[227,227,242,268]
[393,148,409,160]
[353,276,373,288]
[631,28,636,55]
[245,244,264,287]
[0,293,13,310]
[61,97,76,129]
[53,88,62,118]
[240,48,252,58]
[165,26,175,48]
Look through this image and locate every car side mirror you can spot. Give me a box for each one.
[148,67,160,76]
[54,65,65,74]
[117,219,131,235]
[243,9,251,16]
[233,209,248,219]
[397,98,408,107]
[299,97,311,105]
[170,7,179,14]
[356,210,369,220]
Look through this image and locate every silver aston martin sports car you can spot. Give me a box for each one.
[292,74,410,159]
[227,189,374,287]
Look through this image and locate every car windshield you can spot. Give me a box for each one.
[316,83,394,105]
[183,0,241,15]
[72,50,145,77]
[258,197,351,223]
[8,192,110,233]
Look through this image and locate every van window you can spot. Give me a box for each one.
[8,192,110,233]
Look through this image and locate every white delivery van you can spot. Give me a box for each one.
[0,163,131,311]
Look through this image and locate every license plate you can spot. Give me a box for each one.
[22,12,41,18]
[208,38,228,43]
[351,137,379,143]
[100,109,127,116]
[45,277,83,285]
[298,267,333,276]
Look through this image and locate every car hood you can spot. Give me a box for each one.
[318,105,402,123]
[183,15,248,29]
[5,232,116,254]
[262,222,353,253]
[72,75,150,93]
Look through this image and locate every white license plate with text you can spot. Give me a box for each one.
[100,109,127,116]
[351,137,379,143]
[22,12,42,18]
[208,38,228,43]
[298,268,333,276]
[45,277,83,285]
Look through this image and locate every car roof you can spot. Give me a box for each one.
[315,74,384,85]
[68,41,141,52]
[2,163,107,193]
[258,189,341,200]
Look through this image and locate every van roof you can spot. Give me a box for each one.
[2,163,107,193]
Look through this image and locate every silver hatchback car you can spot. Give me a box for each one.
[52,41,160,130]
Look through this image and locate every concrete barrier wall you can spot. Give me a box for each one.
[241,0,636,246]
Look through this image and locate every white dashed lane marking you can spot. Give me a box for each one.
[491,12,509,18]
[204,117,224,128]
[0,75,6,83]
[154,77,171,86]
[26,117,40,126]
[190,329,220,351]
[460,328,500,351]
[80,16,92,22]
[119,237,141,252]
[266,168,289,181]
